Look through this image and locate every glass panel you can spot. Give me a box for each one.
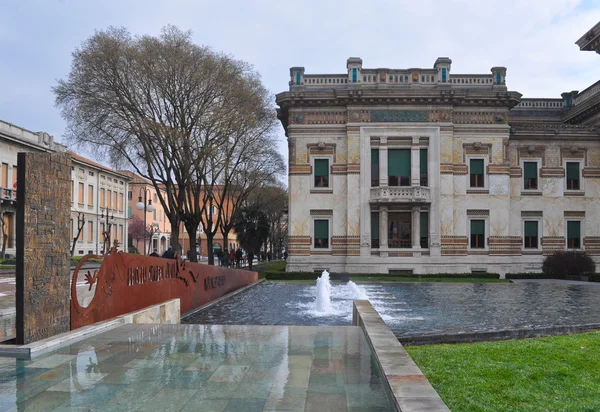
[388,150,411,186]
[524,162,537,179]
[524,221,538,237]
[567,221,580,239]
[388,212,411,248]
[314,220,328,240]
[566,162,579,181]
[471,220,485,235]
[371,149,379,186]
[314,159,329,176]
[420,149,427,173]
[420,212,428,248]
[470,159,484,175]
[371,212,379,240]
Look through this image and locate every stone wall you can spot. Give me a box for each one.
[16,152,71,344]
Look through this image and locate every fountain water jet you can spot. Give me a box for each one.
[347,281,368,300]
[315,270,333,313]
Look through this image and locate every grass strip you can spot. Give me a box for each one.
[405,332,600,411]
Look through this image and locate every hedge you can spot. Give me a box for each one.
[264,271,500,280]
[506,272,600,282]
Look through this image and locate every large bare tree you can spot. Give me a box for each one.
[54,26,275,261]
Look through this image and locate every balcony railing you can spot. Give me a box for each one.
[370,186,430,203]
[1,187,16,201]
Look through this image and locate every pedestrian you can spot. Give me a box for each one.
[229,249,235,268]
[149,249,159,257]
[267,251,272,262]
[162,247,176,259]
[223,248,229,267]
[247,251,254,271]
[235,249,242,268]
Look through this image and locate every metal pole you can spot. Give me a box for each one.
[143,189,147,255]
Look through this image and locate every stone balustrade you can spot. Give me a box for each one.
[370,186,430,203]
[573,80,600,105]
[449,75,494,86]
[515,99,565,108]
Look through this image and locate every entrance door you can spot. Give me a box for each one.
[388,212,411,248]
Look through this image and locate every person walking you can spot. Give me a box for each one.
[149,249,159,257]
[235,249,242,268]
[223,248,229,268]
[229,249,235,268]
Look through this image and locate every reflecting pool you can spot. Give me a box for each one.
[0,323,394,411]
[183,281,600,338]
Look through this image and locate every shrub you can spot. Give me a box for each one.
[264,271,500,280]
[542,251,595,278]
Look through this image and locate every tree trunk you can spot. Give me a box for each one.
[1,234,6,259]
[169,217,181,252]
[71,237,77,257]
[207,235,214,266]
[187,228,198,262]
[223,229,229,253]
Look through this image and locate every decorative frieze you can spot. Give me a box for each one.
[467,209,489,216]
[584,237,600,255]
[310,209,333,216]
[564,211,585,218]
[583,167,600,178]
[521,211,543,217]
[487,164,510,175]
[541,237,565,255]
[488,237,522,256]
[452,164,468,175]
[440,163,454,174]
[454,112,507,124]
[290,111,347,125]
[332,236,360,256]
[463,142,492,163]
[539,167,565,177]
[441,236,468,256]
[289,165,312,175]
[348,109,453,123]
[287,236,311,257]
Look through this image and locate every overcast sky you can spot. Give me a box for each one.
[1,0,598,165]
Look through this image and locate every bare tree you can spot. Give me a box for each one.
[127,216,145,252]
[54,26,269,259]
[70,212,85,257]
[247,184,287,259]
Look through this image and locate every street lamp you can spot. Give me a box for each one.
[99,207,116,254]
[136,188,155,255]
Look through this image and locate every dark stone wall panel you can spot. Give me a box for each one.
[16,152,71,344]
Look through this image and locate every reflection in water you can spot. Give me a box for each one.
[184,281,600,338]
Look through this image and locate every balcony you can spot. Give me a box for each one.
[0,187,16,203]
[370,186,430,204]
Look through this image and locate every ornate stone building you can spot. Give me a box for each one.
[276,24,600,275]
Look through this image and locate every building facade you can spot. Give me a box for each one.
[276,25,600,275]
[69,152,130,256]
[122,171,171,255]
[0,120,130,257]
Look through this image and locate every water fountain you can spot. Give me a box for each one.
[315,270,333,313]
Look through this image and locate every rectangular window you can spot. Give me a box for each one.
[566,162,580,190]
[1,163,8,188]
[70,219,74,239]
[470,219,485,248]
[371,212,379,248]
[127,206,132,218]
[153,209,157,220]
[118,224,124,242]
[87,221,93,242]
[523,162,538,190]
[420,149,428,187]
[113,192,118,209]
[567,221,581,249]
[78,182,84,203]
[128,191,132,200]
[388,149,411,187]
[469,159,484,188]
[388,212,411,248]
[107,190,112,209]
[352,67,357,83]
[314,159,329,188]
[100,188,105,207]
[420,212,429,248]
[371,149,379,187]
[11,165,16,188]
[524,221,538,248]
[88,185,94,206]
[314,220,329,248]
[441,67,447,82]
[3,214,13,248]
[118,193,124,211]
[153,193,158,202]
[78,221,83,241]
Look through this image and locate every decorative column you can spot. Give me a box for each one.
[379,205,388,257]
[411,136,420,186]
[379,137,388,187]
[412,206,421,249]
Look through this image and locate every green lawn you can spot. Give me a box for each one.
[405,332,600,411]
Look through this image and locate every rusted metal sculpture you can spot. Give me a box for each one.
[70,241,258,329]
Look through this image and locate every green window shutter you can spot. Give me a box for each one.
[420,149,428,174]
[371,149,379,165]
[153,209,157,220]
[388,149,411,176]
[371,212,379,240]
[471,220,485,236]
[420,212,428,237]
[470,159,484,175]
[314,159,329,177]
[127,206,132,218]
[314,220,329,239]
[566,162,579,180]
[567,221,580,239]
[524,221,537,237]
[523,162,537,179]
